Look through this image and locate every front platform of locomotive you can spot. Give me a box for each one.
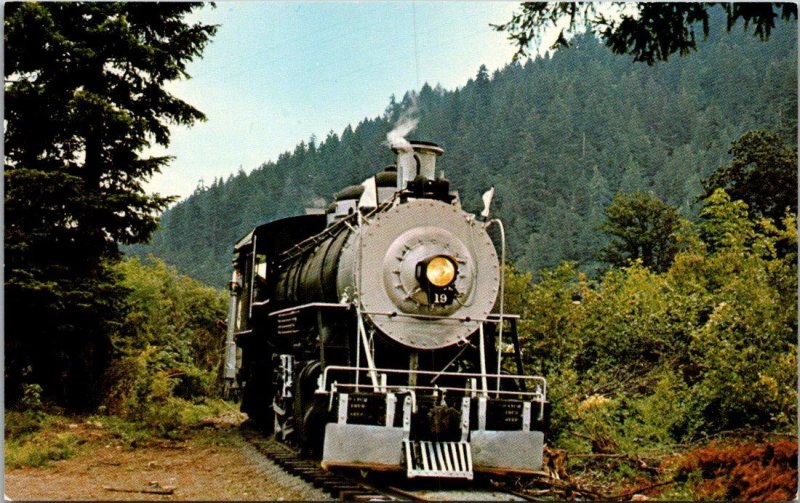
[319,141,550,479]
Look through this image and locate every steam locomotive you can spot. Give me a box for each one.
[223,141,550,478]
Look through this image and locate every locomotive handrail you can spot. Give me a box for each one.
[278,212,356,265]
[278,198,391,265]
[485,218,507,396]
[360,310,514,324]
[319,365,547,400]
[328,382,546,401]
[267,302,351,317]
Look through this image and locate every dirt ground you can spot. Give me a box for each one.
[8,412,795,501]
[4,419,329,501]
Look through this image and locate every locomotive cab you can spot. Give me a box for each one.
[223,140,550,479]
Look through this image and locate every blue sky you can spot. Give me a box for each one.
[147,2,523,200]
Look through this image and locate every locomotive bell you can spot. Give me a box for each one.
[392,141,444,191]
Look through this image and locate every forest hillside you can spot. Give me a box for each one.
[132,14,797,286]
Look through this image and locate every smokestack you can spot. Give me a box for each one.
[391,140,444,191]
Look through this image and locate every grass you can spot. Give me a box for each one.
[5,398,240,470]
[6,431,82,469]
[5,412,84,469]
[91,397,236,444]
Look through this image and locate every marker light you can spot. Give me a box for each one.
[425,256,457,287]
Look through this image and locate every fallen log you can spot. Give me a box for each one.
[609,478,677,500]
[571,452,661,475]
[521,473,605,499]
[103,485,176,495]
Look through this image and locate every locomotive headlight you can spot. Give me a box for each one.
[425,256,457,287]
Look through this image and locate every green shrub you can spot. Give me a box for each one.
[510,189,797,453]
[102,257,227,421]
[20,383,44,413]
[173,365,214,399]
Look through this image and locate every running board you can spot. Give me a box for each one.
[403,440,473,479]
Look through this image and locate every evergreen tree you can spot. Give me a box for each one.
[4,2,216,408]
[619,155,647,192]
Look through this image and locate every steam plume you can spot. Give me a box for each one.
[385,97,418,153]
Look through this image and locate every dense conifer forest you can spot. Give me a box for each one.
[133,15,797,287]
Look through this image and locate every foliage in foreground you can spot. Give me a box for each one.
[508,189,797,456]
[494,3,797,64]
[102,257,228,432]
[5,399,235,469]
[6,257,231,469]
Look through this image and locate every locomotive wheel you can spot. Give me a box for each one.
[293,361,324,458]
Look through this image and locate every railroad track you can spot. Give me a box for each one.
[240,423,534,501]
[241,425,398,501]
